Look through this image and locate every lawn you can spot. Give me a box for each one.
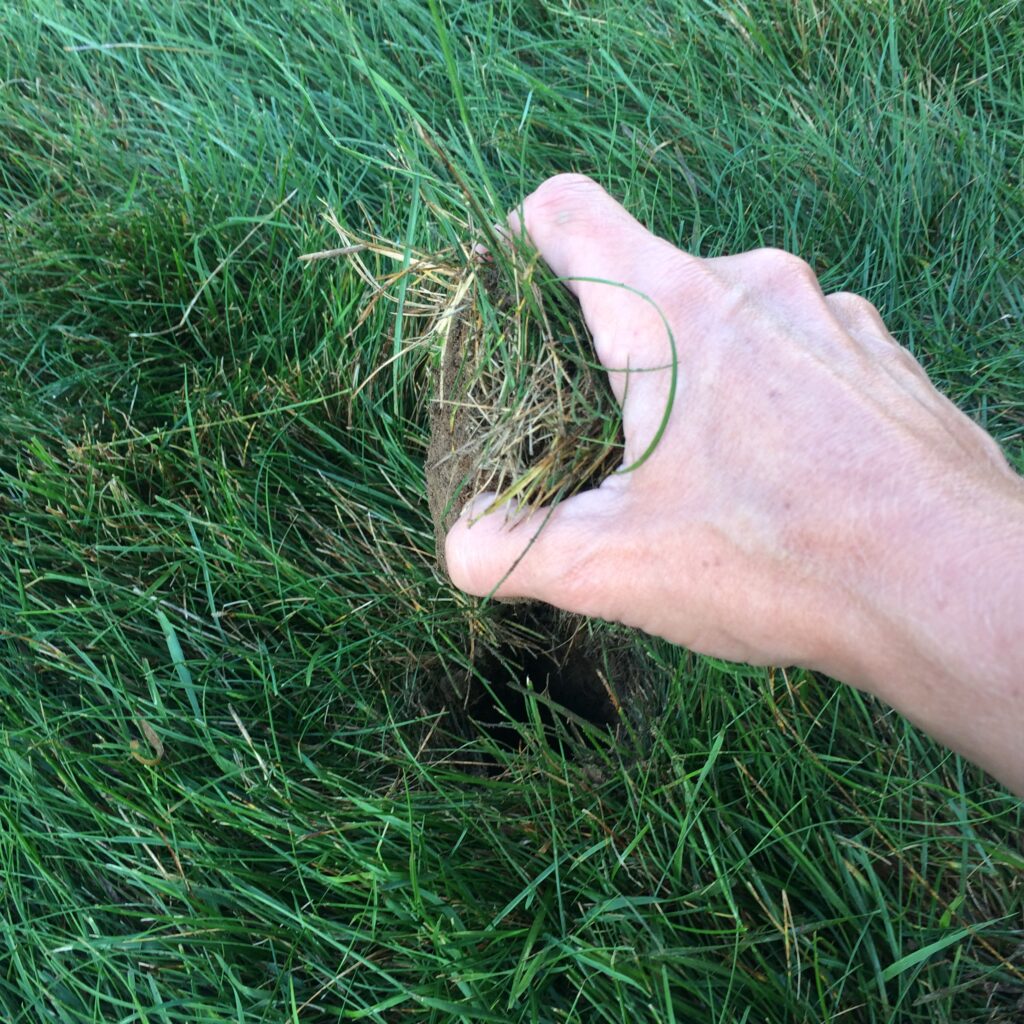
[1,1,1022,1021]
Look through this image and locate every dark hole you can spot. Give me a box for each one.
[467,606,618,761]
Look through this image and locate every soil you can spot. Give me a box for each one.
[424,266,497,578]
[472,606,618,723]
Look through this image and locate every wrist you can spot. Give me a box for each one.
[826,468,1024,790]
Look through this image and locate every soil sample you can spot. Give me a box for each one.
[425,258,621,578]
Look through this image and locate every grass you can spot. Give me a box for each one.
[1,0,1022,1021]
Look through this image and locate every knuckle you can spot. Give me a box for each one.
[980,433,1012,472]
[749,247,820,295]
[870,340,928,384]
[894,345,924,374]
[860,298,883,323]
[752,246,809,274]
[827,291,884,328]
[528,173,603,220]
[828,290,867,312]
[537,171,598,193]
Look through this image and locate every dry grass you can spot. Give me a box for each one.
[309,212,623,573]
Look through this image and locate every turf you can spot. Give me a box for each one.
[1,1,1023,1021]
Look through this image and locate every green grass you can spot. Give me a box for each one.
[1,1,1023,1021]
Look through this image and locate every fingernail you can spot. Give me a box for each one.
[461,492,498,523]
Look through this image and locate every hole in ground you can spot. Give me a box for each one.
[467,605,621,762]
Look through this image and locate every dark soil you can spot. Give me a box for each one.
[469,605,619,742]
[432,605,656,772]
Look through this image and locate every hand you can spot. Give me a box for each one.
[446,174,1024,793]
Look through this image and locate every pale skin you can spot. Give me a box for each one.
[446,174,1024,796]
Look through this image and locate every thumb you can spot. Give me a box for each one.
[444,488,619,610]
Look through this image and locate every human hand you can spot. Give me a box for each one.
[446,174,1024,791]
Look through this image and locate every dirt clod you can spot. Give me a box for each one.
[424,258,621,577]
[418,252,644,763]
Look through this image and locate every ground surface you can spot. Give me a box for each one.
[1,1,1023,1021]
